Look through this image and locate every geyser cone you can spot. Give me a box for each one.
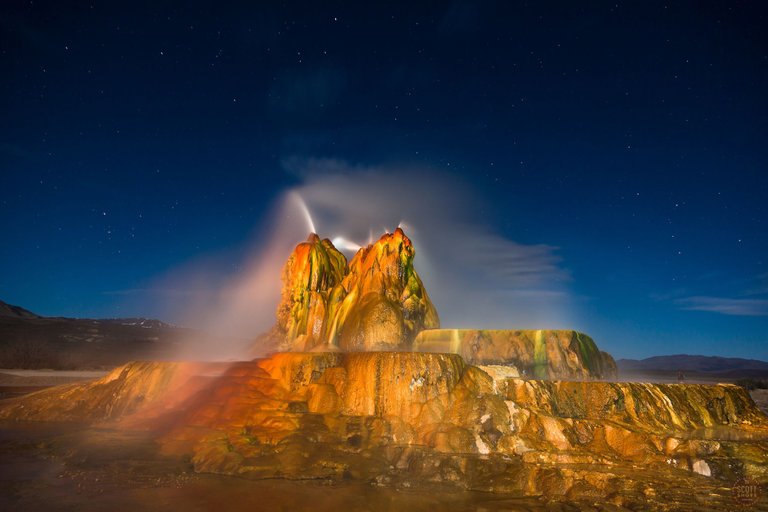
[272,232,347,351]
[330,227,439,350]
[262,227,439,352]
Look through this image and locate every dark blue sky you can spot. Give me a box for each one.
[1,1,767,359]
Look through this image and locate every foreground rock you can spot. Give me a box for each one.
[267,228,439,352]
[415,329,618,380]
[1,352,766,507]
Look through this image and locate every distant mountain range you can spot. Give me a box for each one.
[617,354,768,380]
[0,300,176,327]
[0,300,41,319]
[4,298,767,379]
[0,299,227,369]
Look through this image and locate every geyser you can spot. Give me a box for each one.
[1,229,767,510]
[260,227,439,353]
[291,191,316,235]
[330,236,361,252]
[256,228,616,380]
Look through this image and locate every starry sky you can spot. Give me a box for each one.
[1,1,767,360]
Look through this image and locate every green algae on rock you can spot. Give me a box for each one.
[413,329,618,380]
[273,233,348,351]
[266,228,439,352]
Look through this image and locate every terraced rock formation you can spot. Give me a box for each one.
[414,329,617,380]
[2,351,766,507]
[3,229,766,509]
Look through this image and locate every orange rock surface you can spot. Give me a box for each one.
[6,232,768,506]
[267,228,439,352]
[2,351,766,493]
[273,234,347,351]
[414,329,617,380]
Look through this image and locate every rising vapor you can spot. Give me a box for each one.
[290,159,575,331]
[130,159,575,360]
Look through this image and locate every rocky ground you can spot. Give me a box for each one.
[1,421,764,512]
[0,369,108,385]
[1,353,766,511]
[3,229,765,510]
[0,369,109,400]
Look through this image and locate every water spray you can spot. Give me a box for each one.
[332,236,362,252]
[291,191,316,234]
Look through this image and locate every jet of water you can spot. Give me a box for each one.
[332,236,362,252]
[291,191,316,234]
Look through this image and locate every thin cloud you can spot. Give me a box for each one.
[102,287,219,298]
[676,296,768,317]
[742,272,768,297]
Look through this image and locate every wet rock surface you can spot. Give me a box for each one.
[415,329,617,380]
[6,422,753,512]
[273,234,348,352]
[263,228,439,352]
[1,352,766,510]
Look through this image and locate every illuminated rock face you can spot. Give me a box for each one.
[271,228,439,351]
[333,228,439,350]
[414,329,618,380]
[0,361,208,422]
[273,233,347,351]
[3,352,766,494]
[3,235,766,504]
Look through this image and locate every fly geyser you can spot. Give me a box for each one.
[266,228,439,352]
[1,228,767,510]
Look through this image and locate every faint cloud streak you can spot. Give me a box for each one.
[675,296,768,317]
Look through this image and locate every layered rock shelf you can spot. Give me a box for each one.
[2,351,766,498]
[415,329,618,380]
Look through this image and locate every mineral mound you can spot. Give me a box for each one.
[1,229,767,509]
[1,352,766,508]
[266,228,439,352]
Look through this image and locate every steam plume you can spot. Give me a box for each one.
[129,159,575,360]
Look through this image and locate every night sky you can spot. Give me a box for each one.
[1,1,767,360]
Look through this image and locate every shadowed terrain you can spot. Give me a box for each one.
[0,300,243,370]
